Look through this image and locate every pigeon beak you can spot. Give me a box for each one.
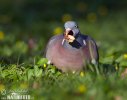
[65,28,71,36]
[64,28,75,43]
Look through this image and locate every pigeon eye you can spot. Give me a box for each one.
[75,25,77,28]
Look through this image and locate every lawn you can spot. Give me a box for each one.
[0,4,127,100]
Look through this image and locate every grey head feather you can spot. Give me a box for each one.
[64,21,78,29]
[63,21,88,49]
[64,21,80,36]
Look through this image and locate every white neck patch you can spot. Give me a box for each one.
[83,40,86,46]
[62,39,65,45]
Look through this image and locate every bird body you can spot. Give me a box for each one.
[45,21,99,72]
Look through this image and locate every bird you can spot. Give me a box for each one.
[45,21,99,72]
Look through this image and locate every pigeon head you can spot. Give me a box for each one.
[64,21,80,43]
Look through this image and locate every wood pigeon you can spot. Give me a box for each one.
[45,21,99,72]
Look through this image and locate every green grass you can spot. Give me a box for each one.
[0,12,127,100]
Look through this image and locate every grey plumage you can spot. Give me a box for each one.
[45,21,99,72]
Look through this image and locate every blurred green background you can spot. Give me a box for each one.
[0,0,127,62]
[0,0,127,100]
[0,1,127,40]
